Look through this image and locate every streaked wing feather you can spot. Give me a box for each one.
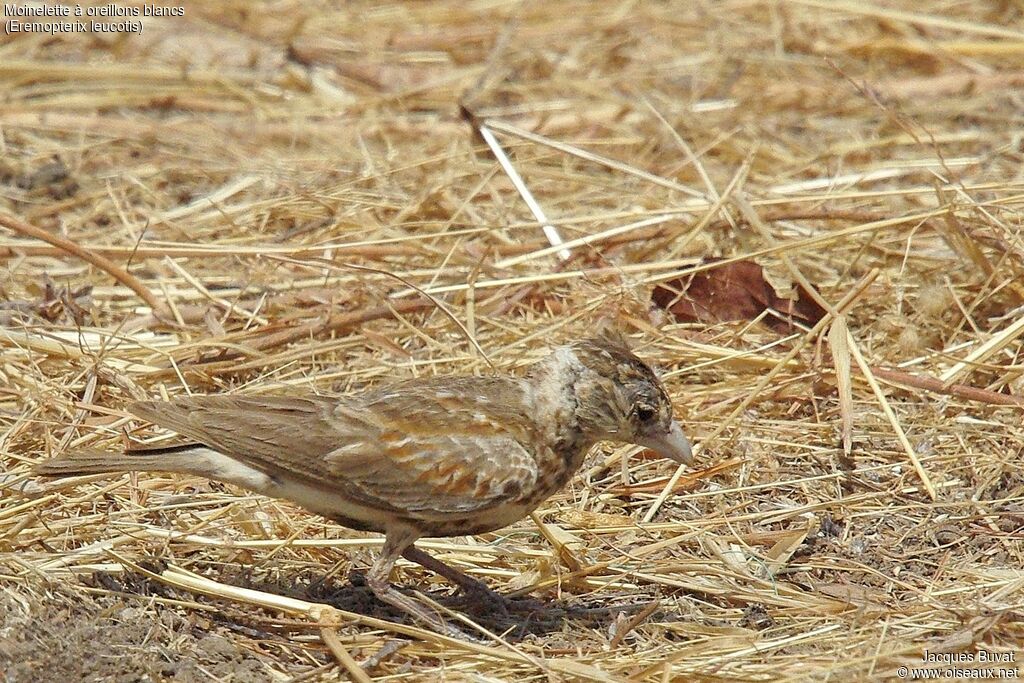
[327,433,538,514]
[129,386,540,517]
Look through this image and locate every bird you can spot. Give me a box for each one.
[35,328,693,637]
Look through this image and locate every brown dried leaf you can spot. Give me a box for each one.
[652,258,826,332]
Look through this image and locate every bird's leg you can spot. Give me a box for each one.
[401,544,509,613]
[368,528,469,639]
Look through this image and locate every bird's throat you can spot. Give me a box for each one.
[529,346,590,470]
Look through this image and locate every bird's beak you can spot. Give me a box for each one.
[637,420,693,465]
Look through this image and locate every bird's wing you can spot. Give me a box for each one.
[325,376,541,513]
[129,396,352,484]
[129,390,541,515]
[325,431,539,514]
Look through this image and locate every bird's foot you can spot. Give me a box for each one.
[368,576,486,642]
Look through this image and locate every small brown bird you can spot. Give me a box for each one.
[36,329,693,636]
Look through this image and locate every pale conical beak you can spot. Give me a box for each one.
[637,420,693,465]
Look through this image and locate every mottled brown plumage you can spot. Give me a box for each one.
[36,330,693,637]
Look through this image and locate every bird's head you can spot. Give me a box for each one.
[561,329,693,465]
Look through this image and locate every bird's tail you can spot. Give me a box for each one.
[34,444,202,479]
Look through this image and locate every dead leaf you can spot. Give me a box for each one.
[652,258,826,332]
[762,527,809,577]
[829,316,853,455]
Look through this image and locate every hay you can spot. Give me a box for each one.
[2,1,1023,680]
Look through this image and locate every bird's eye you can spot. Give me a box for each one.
[634,404,657,423]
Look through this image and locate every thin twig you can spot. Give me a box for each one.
[0,212,167,317]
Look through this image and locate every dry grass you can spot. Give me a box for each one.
[2,1,1024,681]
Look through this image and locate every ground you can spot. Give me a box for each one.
[2,1,1024,681]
